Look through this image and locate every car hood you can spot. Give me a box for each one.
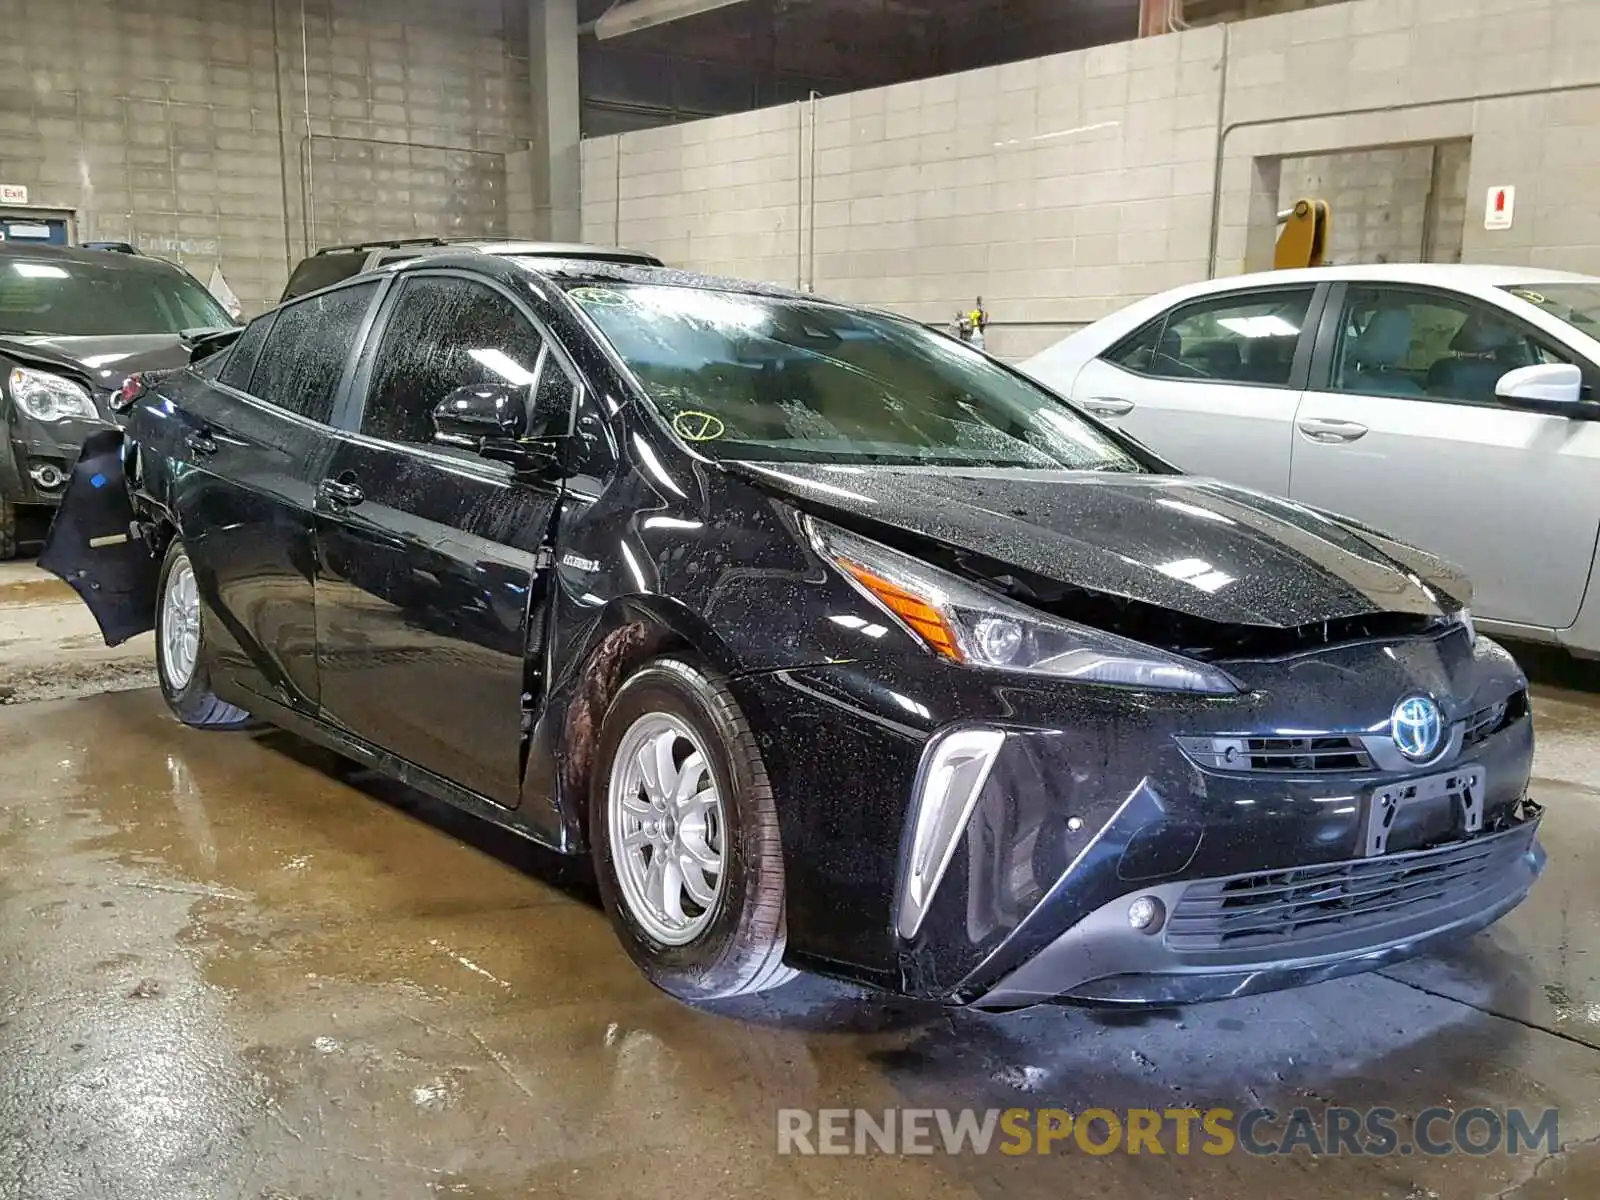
[0,333,194,390]
[728,463,1469,629]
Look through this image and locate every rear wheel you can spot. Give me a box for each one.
[591,657,794,1002]
[156,539,251,729]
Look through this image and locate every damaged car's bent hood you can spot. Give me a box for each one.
[729,463,1470,629]
[0,333,194,390]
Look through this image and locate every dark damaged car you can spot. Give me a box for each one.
[41,255,1544,1009]
[0,242,235,557]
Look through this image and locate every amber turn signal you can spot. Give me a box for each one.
[838,559,964,662]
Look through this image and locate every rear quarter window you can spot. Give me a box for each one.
[217,313,275,393]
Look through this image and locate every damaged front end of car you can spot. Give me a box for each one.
[867,573,1542,1010]
[727,470,1543,1009]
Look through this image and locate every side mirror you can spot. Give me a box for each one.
[432,383,556,468]
[1495,363,1589,416]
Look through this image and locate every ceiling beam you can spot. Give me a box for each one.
[581,0,754,39]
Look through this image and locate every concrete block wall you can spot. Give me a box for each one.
[1428,141,1471,266]
[1278,142,1470,267]
[1215,0,1600,277]
[583,0,1600,361]
[0,0,530,315]
[584,28,1227,361]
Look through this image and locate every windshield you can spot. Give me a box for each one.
[1502,283,1600,340]
[567,283,1143,470]
[0,257,231,336]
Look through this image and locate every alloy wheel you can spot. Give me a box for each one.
[160,555,201,691]
[607,712,727,946]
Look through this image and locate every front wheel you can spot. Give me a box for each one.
[591,657,795,1002]
[155,539,251,729]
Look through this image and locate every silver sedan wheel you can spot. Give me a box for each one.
[160,554,200,691]
[607,712,727,946]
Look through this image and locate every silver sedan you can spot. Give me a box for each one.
[1021,263,1600,656]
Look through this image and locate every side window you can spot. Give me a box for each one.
[217,313,274,393]
[1106,288,1314,387]
[360,276,545,449]
[531,352,577,438]
[1330,287,1564,404]
[567,377,617,478]
[249,281,377,423]
[194,347,228,380]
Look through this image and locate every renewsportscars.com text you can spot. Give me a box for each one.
[776,1106,1559,1157]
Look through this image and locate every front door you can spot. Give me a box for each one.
[1290,283,1600,631]
[1068,284,1321,495]
[313,273,563,806]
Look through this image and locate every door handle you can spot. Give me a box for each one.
[318,477,364,508]
[1082,396,1135,417]
[184,430,218,456]
[1297,417,1369,444]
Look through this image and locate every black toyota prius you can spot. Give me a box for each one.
[40,254,1544,1010]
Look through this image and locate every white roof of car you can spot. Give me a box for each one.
[1188,262,1600,291]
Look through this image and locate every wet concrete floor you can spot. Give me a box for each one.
[2,642,1600,1198]
[0,563,154,704]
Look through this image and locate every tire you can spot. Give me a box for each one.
[155,539,252,729]
[591,656,795,1002]
[0,497,15,561]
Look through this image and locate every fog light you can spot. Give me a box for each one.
[1128,896,1164,933]
[28,463,65,490]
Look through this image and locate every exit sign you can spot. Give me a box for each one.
[0,184,27,206]
[1485,185,1515,231]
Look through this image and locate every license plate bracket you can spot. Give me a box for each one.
[1366,766,1485,856]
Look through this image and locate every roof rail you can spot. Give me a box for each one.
[313,236,453,256]
[81,241,141,254]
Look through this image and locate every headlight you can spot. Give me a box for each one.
[806,517,1242,695]
[7,366,98,422]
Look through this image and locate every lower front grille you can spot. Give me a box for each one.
[1175,733,1371,773]
[1165,830,1532,953]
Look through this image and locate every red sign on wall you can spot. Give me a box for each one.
[1485,185,1515,231]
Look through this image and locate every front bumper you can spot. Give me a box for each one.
[735,627,1540,1005]
[1,413,116,505]
[972,811,1543,1008]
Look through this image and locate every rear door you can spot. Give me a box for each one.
[1065,283,1322,495]
[312,272,565,806]
[1290,282,1600,630]
[174,278,382,708]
